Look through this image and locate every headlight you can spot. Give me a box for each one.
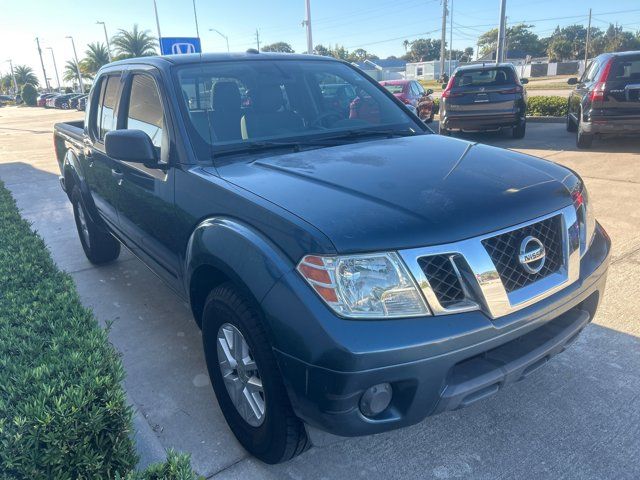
[572,182,596,256]
[297,252,430,318]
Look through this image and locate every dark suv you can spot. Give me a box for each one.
[567,51,640,148]
[439,63,528,138]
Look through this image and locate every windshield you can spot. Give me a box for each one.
[452,67,515,87]
[175,59,423,155]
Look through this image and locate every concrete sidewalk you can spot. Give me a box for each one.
[1,106,639,479]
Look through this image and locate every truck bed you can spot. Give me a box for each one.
[53,120,84,182]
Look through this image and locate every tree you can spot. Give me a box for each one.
[545,24,604,61]
[21,83,37,106]
[402,38,441,62]
[13,65,38,87]
[591,24,640,54]
[1,73,14,93]
[478,24,545,58]
[63,60,92,85]
[261,42,294,53]
[111,24,157,59]
[84,42,110,74]
[314,44,331,56]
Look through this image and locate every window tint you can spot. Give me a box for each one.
[610,57,640,82]
[98,74,120,140]
[126,74,164,149]
[452,67,515,87]
[582,61,600,83]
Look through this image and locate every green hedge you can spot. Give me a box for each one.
[21,83,37,106]
[526,96,568,117]
[0,181,197,479]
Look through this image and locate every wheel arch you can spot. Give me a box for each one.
[185,217,295,329]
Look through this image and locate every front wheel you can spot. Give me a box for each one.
[202,282,310,464]
[72,187,120,264]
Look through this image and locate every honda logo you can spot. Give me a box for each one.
[171,43,196,54]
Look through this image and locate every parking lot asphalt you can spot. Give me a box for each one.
[1,106,639,479]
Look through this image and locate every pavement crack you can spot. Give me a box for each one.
[611,244,640,266]
[206,455,250,479]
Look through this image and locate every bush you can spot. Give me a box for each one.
[118,451,201,480]
[0,182,197,478]
[21,83,37,106]
[527,96,567,117]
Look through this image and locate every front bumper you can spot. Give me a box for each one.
[262,223,610,437]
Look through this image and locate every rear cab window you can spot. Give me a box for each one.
[453,67,515,88]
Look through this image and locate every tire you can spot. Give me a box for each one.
[566,112,577,133]
[439,124,451,136]
[202,282,310,464]
[576,114,593,149]
[71,187,120,264]
[512,119,526,139]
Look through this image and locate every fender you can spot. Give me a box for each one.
[184,217,295,308]
[62,148,102,225]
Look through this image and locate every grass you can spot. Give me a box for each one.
[0,180,198,479]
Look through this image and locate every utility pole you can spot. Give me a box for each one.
[46,47,61,91]
[439,0,448,80]
[255,29,261,51]
[35,37,50,91]
[584,8,592,66]
[7,60,19,94]
[303,0,313,54]
[96,21,112,62]
[209,28,230,52]
[66,36,84,93]
[496,0,507,64]
[153,0,163,52]
[448,0,453,74]
[192,0,201,41]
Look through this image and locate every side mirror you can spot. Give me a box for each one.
[567,77,578,85]
[426,88,434,95]
[441,83,447,90]
[520,78,529,85]
[105,130,157,165]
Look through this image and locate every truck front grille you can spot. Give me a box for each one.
[418,255,466,308]
[481,215,564,293]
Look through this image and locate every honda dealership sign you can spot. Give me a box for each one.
[160,37,202,55]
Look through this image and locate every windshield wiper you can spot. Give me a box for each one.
[214,140,325,158]
[319,128,420,142]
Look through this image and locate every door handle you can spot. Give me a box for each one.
[111,169,124,185]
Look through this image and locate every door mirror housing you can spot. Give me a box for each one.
[105,130,158,165]
[520,78,529,84]
[426,88,434,95]
[567,77,578,85]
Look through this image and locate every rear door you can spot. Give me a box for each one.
[85,73,123,231]
[601,54,640,121]
[447,67,519,117]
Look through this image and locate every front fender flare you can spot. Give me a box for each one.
[184,217,295,308]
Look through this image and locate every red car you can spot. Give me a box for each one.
[380,79,435,122]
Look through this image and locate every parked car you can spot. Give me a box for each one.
[53,52,610,464]
[69,94,87,110]
[566,50,640,148]
[380,79,435,122]
[0,94,13,106]
[45,94,62,108]
[54,93,80,109]
[76,95,88,111]
[439,63,528,138]
[37,93,56,107]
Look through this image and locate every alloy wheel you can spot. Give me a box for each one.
[217,323,266,427]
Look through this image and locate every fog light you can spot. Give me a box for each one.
[359,383,392,417]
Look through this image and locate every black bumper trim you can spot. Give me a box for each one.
[433,307,589,414]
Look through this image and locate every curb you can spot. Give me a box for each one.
[128,393,168,470]
[526,116,565,123]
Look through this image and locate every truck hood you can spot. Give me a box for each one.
[216,134,575,253]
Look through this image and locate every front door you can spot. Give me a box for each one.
[115,70,182,289]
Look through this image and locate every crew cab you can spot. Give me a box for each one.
[53,52,610,464]
[567,50,640,148]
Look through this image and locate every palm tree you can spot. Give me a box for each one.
[111,24,157,59]
[13,65,39,87]
[63,60,92,84]
[84,42,110,74]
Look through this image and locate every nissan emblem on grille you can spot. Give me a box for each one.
[518,236,546,274]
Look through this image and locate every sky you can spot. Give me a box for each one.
[1,0,639,87]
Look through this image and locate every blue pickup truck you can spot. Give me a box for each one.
[53,52,610,464]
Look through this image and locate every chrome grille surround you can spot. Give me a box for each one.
[399,205,581,319]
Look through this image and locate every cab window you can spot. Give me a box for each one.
[96,74,121,141]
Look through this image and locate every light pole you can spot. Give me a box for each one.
[6,60,19,94]
[209,28,230,52]
[46,47,61,91]
[96,21,113,62]
[303,0,313,54]
[496,0,507,64]
[35,37,51,90]
[153,0,163,52]
[66,36,84,93]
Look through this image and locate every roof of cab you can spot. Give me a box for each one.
[106,51,340,68]
[454,62,515,72]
